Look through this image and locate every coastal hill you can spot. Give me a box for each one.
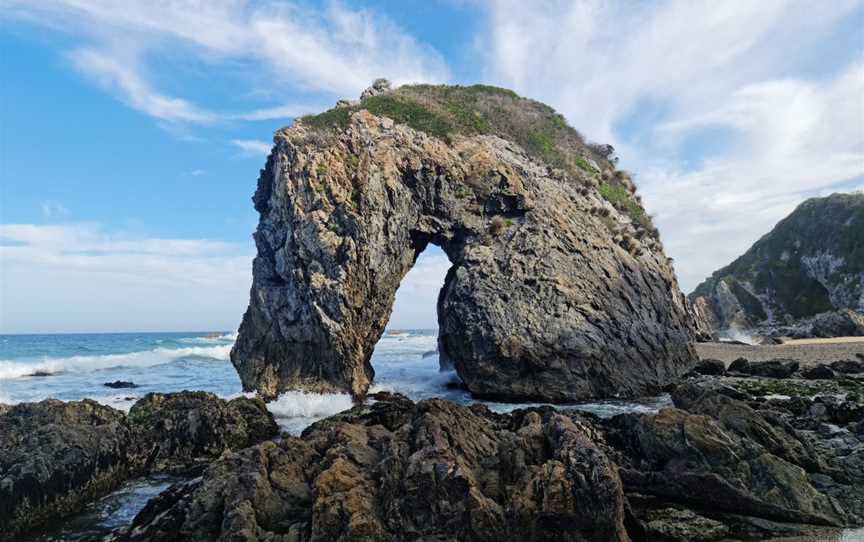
[230,80,698,402]
[690,192,864,337]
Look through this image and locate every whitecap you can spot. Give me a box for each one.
[0,344,233,380]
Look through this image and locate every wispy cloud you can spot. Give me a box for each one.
[4,0,449,124]
[0,223,254,333]
[477,0,864,290]
[70,48,215,123]
[231,139,272,157]
[190,169,206,177]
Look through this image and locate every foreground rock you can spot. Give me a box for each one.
[602,383,863,539]
[0,392,277,542]
[117,395,629,541]
[690,192,864,338]
[232,82,696,402]
[118,387,864,541]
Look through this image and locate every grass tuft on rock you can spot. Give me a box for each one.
[300,83,658,237]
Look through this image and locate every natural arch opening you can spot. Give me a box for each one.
[369,245,463,399]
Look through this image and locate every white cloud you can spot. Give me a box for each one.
[231,139,272,157]
[190,169,206,176]
[40,200,69,218]
[477,0,864,291]
[4,0,449,124]
[70,48,214,123]
[0,223,253,333]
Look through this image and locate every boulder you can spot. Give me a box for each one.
[831,359,864,374]
[691,358,726,376]
[105,380,139,389]
[728,357,751,374]
[231,85,697,402]
[748,359,799,378]
[128,392,279,472]
[117,396,629,541]
[0,393,278,541]
[801,364,837,380]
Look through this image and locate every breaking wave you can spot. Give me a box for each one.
[0,344,233,380]
[180,332,238,344]
[267,391,354,419]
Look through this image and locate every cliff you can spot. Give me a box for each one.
[690,192,864,336]
[230,81,697,402]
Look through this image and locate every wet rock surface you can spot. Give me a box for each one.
[0,393,277,541]
[114,382,864,541]
[232,85,696,402]
[115,394,629,542]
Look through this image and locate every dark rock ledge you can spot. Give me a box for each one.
[0,392,278,542]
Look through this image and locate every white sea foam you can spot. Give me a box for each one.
[180,332,238,344]
[265,391,354,435]
[0,344,233,380]
[267,391,354,419]
[93,394,139,412]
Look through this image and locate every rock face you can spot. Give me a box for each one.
[690,192,864,336]
[0,393,277,541]
[231,83,697,402]
[116,394,629,542]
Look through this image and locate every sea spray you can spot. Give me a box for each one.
[266,391,354,434]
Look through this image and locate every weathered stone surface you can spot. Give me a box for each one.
[0,400,135,542]
[117,396,629,541]
[601,383,860,532]
[128,392,279,473]
[0,393,278,542]
[231,86,696,402]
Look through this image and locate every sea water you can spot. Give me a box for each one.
[1,330,669,540]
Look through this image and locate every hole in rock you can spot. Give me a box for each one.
[370,245,467,401]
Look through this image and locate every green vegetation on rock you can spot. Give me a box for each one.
[690,192,864,326]
[300,83,656,236]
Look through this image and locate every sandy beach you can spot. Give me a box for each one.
[695,337,864,367]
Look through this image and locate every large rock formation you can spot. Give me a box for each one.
[0,393,277,541]
[231,83,697,402]
[115,395,629,542]
[690,192,864,336]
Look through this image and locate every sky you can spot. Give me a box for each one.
[0,0,862,333]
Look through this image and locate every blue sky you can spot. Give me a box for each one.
[1,1,862,333]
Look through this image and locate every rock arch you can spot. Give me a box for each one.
[231,110,697,401]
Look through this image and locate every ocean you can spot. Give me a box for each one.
[4,331,864,542]
[1,329,668,540]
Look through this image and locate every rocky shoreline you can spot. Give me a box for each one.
[3,353,862,541]
[0,392,278,541]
